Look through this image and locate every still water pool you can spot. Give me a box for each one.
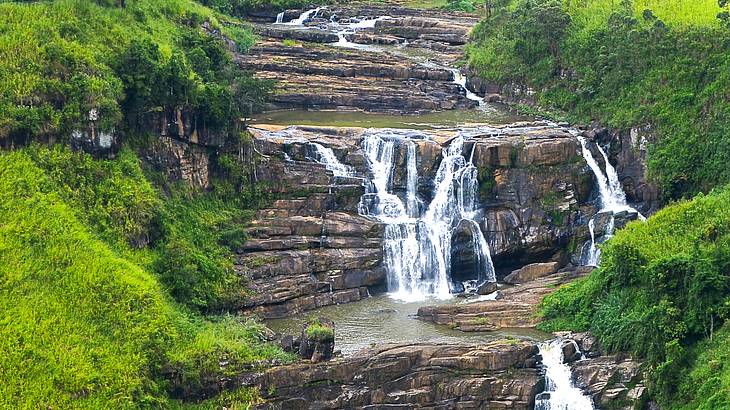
[266,293,551,356]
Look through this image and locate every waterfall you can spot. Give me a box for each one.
[275,11,285,24]
[450,69,484,106]
[359,130,496,301]
[576,135,644,266]
[331,16,392,48]
[279,7,323,25]
[308,142,355,177]
[535,339,594,410]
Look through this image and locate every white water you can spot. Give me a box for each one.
[332,16,393,48]
[535,339,594,410]
[450,69,484,106]
[309,142,356,177]
[359,130,496,301]
[576,135,644,265]
[278,7,323,25]
[275,11,285,24]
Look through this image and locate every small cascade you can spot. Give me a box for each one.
[535,339,594,410]
[359,130,496,301]
[576,135,644,265]
[279,7,323,25]
[275,11,285,24]
[450,69,484,106]
[308,142,356,177]
[332,16,392,48]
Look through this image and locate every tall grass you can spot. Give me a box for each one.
[0,147,291,408]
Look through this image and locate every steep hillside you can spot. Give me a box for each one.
[540,184,730,408]
[467,0,730,200]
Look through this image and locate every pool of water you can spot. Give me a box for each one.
[266,293,551,356]
[252,106,530,130]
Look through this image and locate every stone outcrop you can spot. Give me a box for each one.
[237,6,483,113]
[466,123,596,270]
[560,333,649,410]
[416,267,593,331]
[232,128,384,318]
[503,262,560,285]
[236,123,599,317]
[247,341,543,409]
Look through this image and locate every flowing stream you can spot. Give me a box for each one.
[576,135,644,265]
[358,130,495,301]
[535,339,595,410]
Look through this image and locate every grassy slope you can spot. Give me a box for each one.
[0,147,291,409]
[0,1,292,408]
[0,0,255,141]
[539,185,730,408]
[467,0,730,200]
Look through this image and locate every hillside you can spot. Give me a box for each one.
[540,184,730,408]
[467,0,730,200]
[0,0,291,408]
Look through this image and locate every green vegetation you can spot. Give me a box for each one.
[0,147,293,408]
[0,0,270,146]
[305,321,335,342]
[0,0,294,408]
[468,0,730,200]
[540,185,730,408]
[199,0,332,14]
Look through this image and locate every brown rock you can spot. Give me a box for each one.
[503,262,560,284]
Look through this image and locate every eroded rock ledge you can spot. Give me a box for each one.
[248,341,543,409]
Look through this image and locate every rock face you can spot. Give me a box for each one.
[237,6,482,113]
[232,127,384,318]
[466,123,596,271]
[236,123,599,317]
[417,267,593,331]
[248,341,543,409]
[503,262,560,284]
[562,333,648,410]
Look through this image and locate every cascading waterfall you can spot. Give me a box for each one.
[576,135,644,265]
[534,339,594,410]
[275,11,285,24]
[359,130,496,301]
[333,16,392,48]
[278,7,323,25]
[308,142,355,177]
[450,69,484,106]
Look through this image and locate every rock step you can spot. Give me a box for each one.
[257,70,476,112]
[417,268,591,331]
[241,341,542,409]
[239,41,453,81]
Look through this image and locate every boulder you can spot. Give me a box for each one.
[503,262,560,284]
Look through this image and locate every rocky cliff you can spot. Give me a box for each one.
[229,122,599,317]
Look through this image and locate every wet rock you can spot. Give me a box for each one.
[417,266,590,331]
[477,281,498,295]
[503,262,560,284]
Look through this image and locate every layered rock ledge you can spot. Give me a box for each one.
[237,5,483,113]
[416,267,593,331]
[248,341,543,409]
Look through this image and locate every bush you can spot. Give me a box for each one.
[468,0,730,200]
[540,185,730,407]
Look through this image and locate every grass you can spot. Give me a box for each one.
[305,321,335,342]
[539,184,730,408]
[0,146,292,408]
